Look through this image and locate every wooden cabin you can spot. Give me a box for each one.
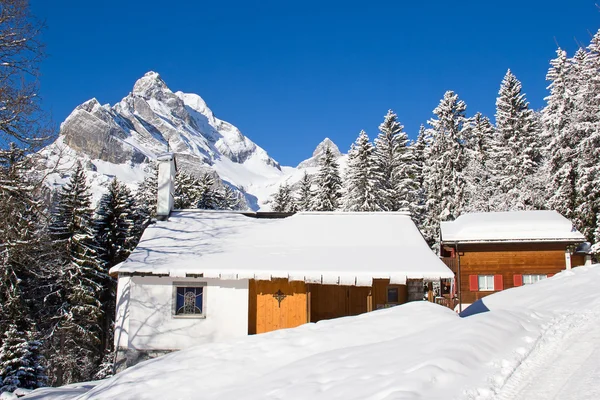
[111,210,454,369]
[440,210,588,312]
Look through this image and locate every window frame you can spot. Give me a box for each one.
[172,282,207,319]
[522,274,547,285]
[386,287,400,304]
[478,275,495,291]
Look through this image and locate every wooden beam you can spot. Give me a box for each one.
[306,284,311,323]
[367,289,373,313]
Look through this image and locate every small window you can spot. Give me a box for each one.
[522,274,546,285]
[175,287,204,316]
[478,275,495,291]
[387,287,399,303]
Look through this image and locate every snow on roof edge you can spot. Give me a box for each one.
[111,270,455,284]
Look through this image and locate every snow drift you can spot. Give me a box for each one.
[24,264,600,400]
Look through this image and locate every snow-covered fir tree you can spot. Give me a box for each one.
[342,130,380,211]
[95,178,137,268]
[295,172,313,212]
[573,32,600,244]
[0,145,48,392]
[408,126,428,228]
[219,185,242,210]
[94,178,138,369]
[422,91,470,247]
[395,135,420,213]
[271,183,296,212]
[0,325,46,393]
[373,110,410,211]
[196,174,219,210]
[492,70,542,210]
[312,147,342,211]
[174,171,200,209]
[135,163,158,225]
[0,145,42,333]
[47,162,105,386]
[463,112,496,212]
[542,48,579,221]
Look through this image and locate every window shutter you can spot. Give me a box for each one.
[513,274,523,287]
[547,273,555,278]
[494,275,504,291]
[469,275,478,291]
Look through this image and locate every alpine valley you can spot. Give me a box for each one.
[39,71,347,210]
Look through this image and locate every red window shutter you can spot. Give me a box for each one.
[494,275,504,291]
[547,273,555,278]
[469,275,478,291]
[513,274,523,287]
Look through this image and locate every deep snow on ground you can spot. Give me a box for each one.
[23,265,600,400]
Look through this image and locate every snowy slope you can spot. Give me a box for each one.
[39,72,348,209]
[24,264,600,400]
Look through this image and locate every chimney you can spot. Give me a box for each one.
[156,153,176,220]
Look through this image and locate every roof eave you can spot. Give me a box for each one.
[441,238,585,245]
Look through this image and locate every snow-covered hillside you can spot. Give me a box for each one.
[39,72,346,209]
[22,264,600,400]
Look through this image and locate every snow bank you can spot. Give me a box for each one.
[112,211,454,283]
[440,210,585,243]
[34,264,600,400]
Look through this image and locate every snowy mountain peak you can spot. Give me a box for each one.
[41,71,289,210]
[132,71,171,98]
[297,137,342,168]
[313,138,341,157]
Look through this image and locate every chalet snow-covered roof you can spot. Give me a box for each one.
[440,210,585,244]
[111,211,454,285]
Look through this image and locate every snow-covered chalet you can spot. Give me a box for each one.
[440,211,589,312]
[110,154,454,368]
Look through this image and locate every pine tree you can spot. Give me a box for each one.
[94,178,137,368]
[219,185,242,210]
[0,325,46,393]
[0,144,49,391]
[271,183,296,212]
[196,174,219,210]
[135,163,158,225]
[422,91,470,248]
[47,162,104,386]
[463,113,496,212]
[574,32,600,243]
[312,147,342,211]
[492,70,542,210]
[373,110,409,211]
[408,126,428,228]
[343,130,380,211]
[174,171,200,209]
[95,179,137,267]
[296,172,313,212]
[541,48,579,222]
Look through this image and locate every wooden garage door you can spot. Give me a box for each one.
[310,285,370,323]
[248,279,307,334]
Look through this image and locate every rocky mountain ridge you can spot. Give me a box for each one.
[40,72,345,210]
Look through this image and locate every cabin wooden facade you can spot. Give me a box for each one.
[440,211,588,311]
[247,278,425,334]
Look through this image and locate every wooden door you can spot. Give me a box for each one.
[310,284,347,322]
[249,279,307,334]
[348,286,370,316]
[310,285,370,323]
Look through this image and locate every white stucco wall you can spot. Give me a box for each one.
[114,275,249,351]
[114,275,132,350]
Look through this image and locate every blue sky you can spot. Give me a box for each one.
[32,1,599,166]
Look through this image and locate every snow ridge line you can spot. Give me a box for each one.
[488,310,596,400]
